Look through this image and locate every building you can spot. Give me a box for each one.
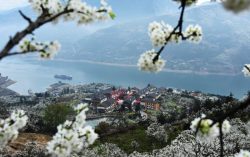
[141,98,160,110]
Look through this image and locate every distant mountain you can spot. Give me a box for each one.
[1,2,250,74]
[70,4,250,74]
[85,0,178,20]
[0,0,177,56]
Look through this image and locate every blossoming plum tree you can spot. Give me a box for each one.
[0,110,28,149]
[0,0,114,59]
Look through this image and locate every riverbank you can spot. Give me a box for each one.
[1,58,249,98]
[53,58,240,76]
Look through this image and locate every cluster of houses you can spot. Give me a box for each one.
[44,82,223,114]
[82,84,164,113]
[18,81,223,114]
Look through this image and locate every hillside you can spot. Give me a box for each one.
[71,4,250,74]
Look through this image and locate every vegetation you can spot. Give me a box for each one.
[96,125,167,154]
[43,103,75,134]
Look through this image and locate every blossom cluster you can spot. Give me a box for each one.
[185,24,202,43]
[235,150,250,157]
[148,21,202,48]
[79,143,127,157]
[19,38,61,59]
[137,49,165,73]
[21,0,114,59]
[0,110,28,148]
[75,118,250,157]
[140,111,148,121]
[29,0,63,15]
[146,123,167,142]
[139,21,202,73]
[46,103,98,157]
[190,114,231,141]
[242,64,250,77]
[148,21,176,47]
[29,0,114,24]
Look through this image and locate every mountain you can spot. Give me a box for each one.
[1,2,250,74]
[70,4,250,74]
[0,0,178,60]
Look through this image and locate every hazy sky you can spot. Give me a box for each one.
[0,0,211,12]
[0,0,28,11]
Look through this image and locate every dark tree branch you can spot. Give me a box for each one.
[6,48,46,57]
[18,10,32,24]
[193,96,250,157]
[244,65,250,72]
[153,0,187,62]
[210,96,250,125]
[219,123,224,157]
[0,8,74,60]
[0,5,108,60]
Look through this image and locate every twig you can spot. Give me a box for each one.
[0,5,108,60]
[153,0,187,62]
[219,122,224,157]
[18,10,32,24]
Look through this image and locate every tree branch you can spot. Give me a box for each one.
[0,5,106,60]
[0,8,74,60]
[153,0,187,62]
[219,123,224,157]
[18,10,32,24]
[210,96,250,125]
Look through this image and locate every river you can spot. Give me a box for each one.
[0,58,250,98]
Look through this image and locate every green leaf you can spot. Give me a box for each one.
[109,11,116,20]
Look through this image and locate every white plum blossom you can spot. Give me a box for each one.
[235,150,250,157]
[190,115,219,141]
[146,123,167,142]
[46,103,98,157]
[222,119,231,134]
[137,49,166,73]
[145,20,202,73]
[149,28,166,47]
[28,0,45,14]
[0,110,28,149]
[29,0,63,15]
[140,111,148,121]
[148,21,163,34]
[190,114,232,141]
[222,0,250,13]
[28,0,114,24]
[79,143,127,157]
[148,21,177,47]
[185,24,203,43]
[29,0,114,25]
[21,0,114,58]
[242,64,250,77]
[19,38,61,59]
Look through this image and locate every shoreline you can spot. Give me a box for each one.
[53,58,240,76]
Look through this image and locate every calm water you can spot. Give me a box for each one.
[86,118,107,128]
[0,58,250,98]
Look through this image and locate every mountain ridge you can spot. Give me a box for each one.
[67,4,250,74]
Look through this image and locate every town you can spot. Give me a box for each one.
[0,72,229,118]
[0,74,244,157]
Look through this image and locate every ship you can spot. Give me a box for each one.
[54,74,72,81]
